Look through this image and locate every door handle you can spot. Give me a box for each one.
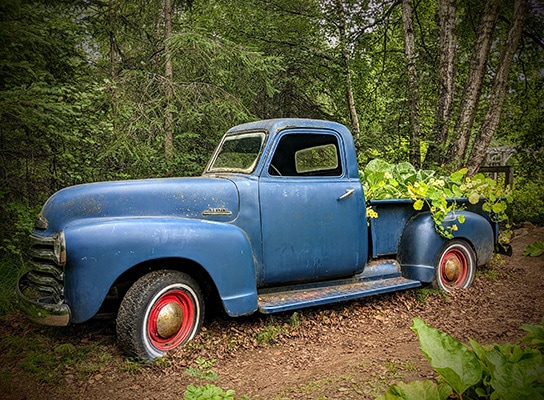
[338,188,355,201]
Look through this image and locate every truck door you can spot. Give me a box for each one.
[258,130,364,286]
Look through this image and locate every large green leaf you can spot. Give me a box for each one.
[411,318,482,395]
[470,340,544,400]
[523,241,544,257]
[377,380,452,400]
[520,316,544,350]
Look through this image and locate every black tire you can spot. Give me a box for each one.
[116,270,204,359]
[433,239,476,292]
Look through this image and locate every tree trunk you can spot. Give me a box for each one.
[401,0,421,168]
[447,0,500,166]
[164,0,174,161]
[466,0,529,176]
[424,0,457,167]
[334,0,361,146]
[109,0,118,134]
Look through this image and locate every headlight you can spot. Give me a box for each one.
[53,231,66,266]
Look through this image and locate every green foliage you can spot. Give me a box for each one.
[185,357,219,381]
[414,288,448,304]
[411,318,482,395]
[0,331,115,384]
[361,159,510,239]
[521,316,544,352]
[255,317,287,345]
[511,180,544,225]
[0,256,27,316]
[380,317,544,400]
[469,340,543,400]
[289,311,301,328]
[378,380,452,400]
[184,384,236,400]
[523,241,544,257]
[0,0,540,274]
[0,199,39,256]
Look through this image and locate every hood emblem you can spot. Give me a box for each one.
[202,207,232,217]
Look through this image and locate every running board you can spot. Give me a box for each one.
[258,276,421,314]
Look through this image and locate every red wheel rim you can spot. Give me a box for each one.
[440,248,468,289]
[147,289,195,351]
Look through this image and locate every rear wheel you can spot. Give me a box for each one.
[116,270,204,359]
[433,240,476,292]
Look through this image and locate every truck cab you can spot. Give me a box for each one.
[204,119,368,286]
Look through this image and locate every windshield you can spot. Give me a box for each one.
[207,131,266,174]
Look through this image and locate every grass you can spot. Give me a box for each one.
[0,254,27,317]
[254,316,287,345]
[185,357,219,381]
[273,363,421,399]
[477,254,505,281]
[1,327,118,381]
[254,312,302,345]
[415,288,449,303]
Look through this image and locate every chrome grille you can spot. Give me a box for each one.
[28,233,65,304]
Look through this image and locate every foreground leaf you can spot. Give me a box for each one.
[470,340,544,400]
[520,316,544,351]
[411,318,482,395]
[523,241,544,257]
[377,380,452,400]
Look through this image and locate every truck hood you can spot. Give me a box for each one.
[36,177,239,234]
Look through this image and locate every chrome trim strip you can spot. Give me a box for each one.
[202,207,233,216]
[29,233,55,245]
[29,260,63,281]
[27,272,64,298]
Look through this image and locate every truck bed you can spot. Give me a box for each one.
[368,198,496,258]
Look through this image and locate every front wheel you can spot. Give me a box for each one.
[433,240,476,292]
[116,270,204,359]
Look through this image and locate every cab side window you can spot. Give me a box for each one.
[268,134,342,177]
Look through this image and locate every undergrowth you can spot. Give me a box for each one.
[379,317,544,399]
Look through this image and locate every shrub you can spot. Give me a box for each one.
[510,179,544,225]
[184,384,236,400]
[378,317,544,400]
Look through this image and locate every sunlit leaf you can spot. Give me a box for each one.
[411,318,482,395]
[468,192,480,204]
[450,168,467,183]
[378,380,452,400]
[523,241,544,257]
[414,199,424,210]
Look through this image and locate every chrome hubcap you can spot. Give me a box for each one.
[156,302,184,338]
[444,256,461,281]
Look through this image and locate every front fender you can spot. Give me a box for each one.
[397,211,494,282]
[64,218,258,323]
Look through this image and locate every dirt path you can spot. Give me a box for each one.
[3,226,544,399]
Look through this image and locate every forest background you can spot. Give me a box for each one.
[0,0,543,312]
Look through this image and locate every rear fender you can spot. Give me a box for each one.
[397,211,494,282]
[63,218,258,323]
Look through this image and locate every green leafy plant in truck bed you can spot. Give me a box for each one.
[360,160,510,240]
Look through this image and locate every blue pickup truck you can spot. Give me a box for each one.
[17,118,500,359]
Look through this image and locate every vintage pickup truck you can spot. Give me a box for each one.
[17,118,500,359]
